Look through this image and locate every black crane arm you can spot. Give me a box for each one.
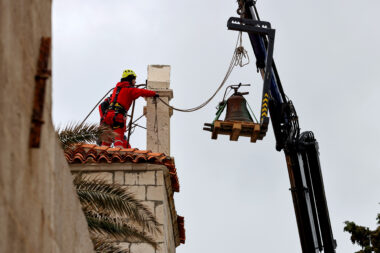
[229,1,337,252]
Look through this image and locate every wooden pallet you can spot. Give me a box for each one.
[210,120,267,142]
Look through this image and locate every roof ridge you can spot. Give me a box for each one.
[64,144,179,192]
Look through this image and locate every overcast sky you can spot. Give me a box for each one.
[52,1,380,252]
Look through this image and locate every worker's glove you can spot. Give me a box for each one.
[154,94,159,98]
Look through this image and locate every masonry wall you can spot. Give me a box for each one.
[71,163,179,253]
[0,1,94,252]
[145,65,173,155]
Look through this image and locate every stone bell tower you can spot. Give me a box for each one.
[67,64,184,253]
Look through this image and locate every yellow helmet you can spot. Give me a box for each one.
[122,69,137,79]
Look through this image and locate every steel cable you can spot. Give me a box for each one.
[158,32,249,113]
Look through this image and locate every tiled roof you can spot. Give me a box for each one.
[64,144,180,192]
[177,215,186,244]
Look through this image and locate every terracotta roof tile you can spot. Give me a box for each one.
[147,152,164,157]
[134,155,147,163]
[177,215,185,244]
[80,144,97,149]
[111,155,123,163]
[98,156,110,163]
[85,156,96,163]
[94,146,110,151]
[107,147,122,152]
[65,144,180,192]
[120,148,138,152]
[134,150,150,154]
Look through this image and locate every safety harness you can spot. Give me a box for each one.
[108,87,127,115]
[102,85,131,129]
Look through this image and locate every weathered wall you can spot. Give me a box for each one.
[71,163,179,253]
[0,1,94,252]
[145,65,173,155]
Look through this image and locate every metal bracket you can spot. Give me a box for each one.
[29,37,51,148]
[227,17,275,126]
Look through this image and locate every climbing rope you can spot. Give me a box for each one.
[80,31,251,139]
[235,32,250,67]
[79,88,114,126]
[158,32,250,113]
[80,86,149,131]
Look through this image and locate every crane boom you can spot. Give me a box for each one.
[229,1,337,252]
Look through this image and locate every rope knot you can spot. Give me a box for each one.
[236,46,245,54]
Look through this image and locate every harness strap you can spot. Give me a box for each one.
[109,87,123,112]
[102,86,127,118]
[105,85,132,129]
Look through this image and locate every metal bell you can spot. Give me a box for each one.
[224,94,253,122]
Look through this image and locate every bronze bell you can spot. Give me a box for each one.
[224,94,253,122]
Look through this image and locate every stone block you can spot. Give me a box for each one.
[130,163,148,171]
[156,171,164,185]
[83,172,113,183]
[116,242,130,251]
[130,243,155,253]
[155,243,166,253]
[127,186,146,201]
[154,225,165,243]
[147,186,164,201]
[143,201,155,214]
[155,203,165,224]
[125,172,138,185]
[147,65,171,89]
[114,171,124,184]
[138,171,156,185]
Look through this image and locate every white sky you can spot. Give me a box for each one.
[52,1,380,252]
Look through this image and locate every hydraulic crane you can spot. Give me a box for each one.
[206,1,337,252]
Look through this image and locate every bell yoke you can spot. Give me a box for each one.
[99,69,157,148]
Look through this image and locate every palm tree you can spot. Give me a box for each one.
[74,175,161,253]
[57,122,115,149]
[57,123,161,252]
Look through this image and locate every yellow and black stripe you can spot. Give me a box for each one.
[261,93,269,122]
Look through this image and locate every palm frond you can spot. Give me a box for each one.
[57,122,115,149]
[74,175,161,235]
[86,211,157,249]
[91,236,129,253]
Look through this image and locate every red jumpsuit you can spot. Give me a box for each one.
[100,81,156,148]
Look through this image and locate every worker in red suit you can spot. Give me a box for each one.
[100,69,157,148]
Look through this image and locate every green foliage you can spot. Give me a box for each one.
[74,176,160,234]
[85,211,157,248]
[57,122,114,149]
[92,236,129,253]
[344,213,380,253]
[57,122,160,251]
[73,174,161,252]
